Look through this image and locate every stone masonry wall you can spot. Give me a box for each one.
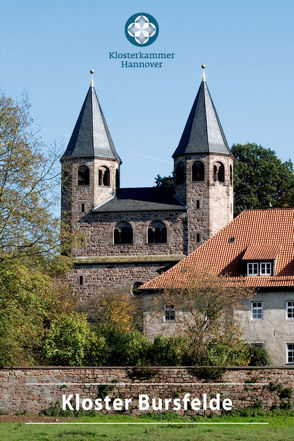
[69,261,176,301]
[73,211,187,257]
[174,153,233,253]
[0,367,293,415]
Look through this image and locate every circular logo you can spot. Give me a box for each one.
[125,13,159,47]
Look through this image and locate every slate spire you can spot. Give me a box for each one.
[173,66,232,158]
[62,70,121,162]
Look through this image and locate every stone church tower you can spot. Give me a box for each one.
[61,71,121,229]
[173,66,234,252]
[60,68,234,299]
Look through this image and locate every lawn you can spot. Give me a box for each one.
[0,413,294,441]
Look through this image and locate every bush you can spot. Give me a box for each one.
[205,338,250,366]
[147,336,186,366]
[43,313,104,366]
[247,344,271,366]
[93,327,152,366]
[279,387,293,399]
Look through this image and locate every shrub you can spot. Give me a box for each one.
[247,344,271,366]
[280,387,293,399]
[93,327,152,366]
[43,313,104,366]
[147,336,186,366]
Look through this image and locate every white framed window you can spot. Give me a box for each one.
[251,301,263,320]
[247,262,273,276]
[287,343,294,364]
[164,304,176,322]
[260,262,272,275]
[247,262,259,276]
[286,301,294,319]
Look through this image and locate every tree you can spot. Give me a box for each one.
[154,174,174,189]
[80,290,142,333]
[149,270,253,366]
[42,312,105,366]
[232,143,294,216]
[0,93,61,260]
[154,144,294,216]
[0,255,73,366]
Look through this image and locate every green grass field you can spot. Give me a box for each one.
[0,413,294,441]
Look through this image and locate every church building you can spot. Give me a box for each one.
[61,68,234,300]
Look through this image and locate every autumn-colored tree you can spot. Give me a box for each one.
[150,270,254,366]
[81,290,139,333]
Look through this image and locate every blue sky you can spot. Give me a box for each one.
[1,0,294,189]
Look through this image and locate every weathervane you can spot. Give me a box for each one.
[90,69,94,87]
[202,64,206,82]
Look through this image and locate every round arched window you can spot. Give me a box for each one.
[99,166,110,186]
[175,162,185,185]
[192,161,204,181]
[78,165,90,185]
[114,222,133,244]
[148,220,167,244]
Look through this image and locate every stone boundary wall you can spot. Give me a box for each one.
[0,366,294,415]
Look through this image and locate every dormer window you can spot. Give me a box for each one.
[247,262,259,276]
[247,262,272,276]
[260,262,272,275]
[243,245,279,277]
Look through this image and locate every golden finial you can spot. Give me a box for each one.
[90,69,94,87]
[202,64,206,82]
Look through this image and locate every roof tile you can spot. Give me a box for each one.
[141,209,294,289]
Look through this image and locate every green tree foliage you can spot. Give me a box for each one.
[154,144,294,216]
[247,344,271,366]
[43,313,105,366]
[88,328,152,366]
[0,92,80,367]
[0,256,72,366]
[0,94,61,260]
[147,336,186,366]
[154,174,174,189]
[232,143,294,216]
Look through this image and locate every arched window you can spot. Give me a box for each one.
[213,162,225,183]
[192,161,204,181]
[218,162,225,182]
[175,162,185,185]
[148,220,167,244]
[78,165,90,185]
[113,222,133,244]
[230,165,233,185]
[98,166,110,187]
[132,281,143,295]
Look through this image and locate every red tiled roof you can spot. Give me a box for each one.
[242,244,281,260]
[141,209,294,290]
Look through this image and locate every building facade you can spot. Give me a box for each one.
[141,209,294,365]
[61,70,233,300]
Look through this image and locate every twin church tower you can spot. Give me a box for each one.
[61,67,233,299]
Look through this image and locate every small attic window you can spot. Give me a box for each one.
[229,237,235,243]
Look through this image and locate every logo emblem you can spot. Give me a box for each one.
[125,13,159,47]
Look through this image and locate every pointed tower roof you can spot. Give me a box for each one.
[62,70,121,162]
[173,66,232,158]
